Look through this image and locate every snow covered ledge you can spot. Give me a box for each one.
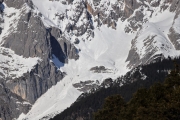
[0,47,41,79]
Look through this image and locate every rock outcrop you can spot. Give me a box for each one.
[0,0,180,119]
[1,0,79,104]
[0,0,79,119]
[0,79,31,120]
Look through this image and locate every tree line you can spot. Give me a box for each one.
[94,63,180,120]
[51,57,180,120]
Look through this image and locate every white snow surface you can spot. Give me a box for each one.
[0,3,21,43]
[18,0,180,119]
[172,14,180,35]
[135,10,180,59]
[18,76,81,120]
[0,47,40,79]
[18,18,134,120]
[32,0,68,28]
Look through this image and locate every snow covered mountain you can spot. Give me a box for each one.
[0,0,179,120]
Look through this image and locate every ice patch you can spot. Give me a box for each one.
[50,54,64,69]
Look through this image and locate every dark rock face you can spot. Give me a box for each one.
[125,0,180,68]
[126,35,160,68]
[73,78,113,93]
[74,38,80,44]
[49,27,79,63]
[65,0,74,4]
[1,0,79,104]
[3,15,51,58]
[0,79,31,120]
[2,1,60,104]
[73,80,99,93]
[5,60,64,104]
[4,0,24,9]
[124,0,140,18]
[168,28,180,50]
[0,0,79,119]
[168,1,180,50]
[90,66,109,73]
[0,0,180,119]
[85,0,141,29]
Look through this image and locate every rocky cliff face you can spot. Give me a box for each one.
[126,0,180,68]
[2,0,80,103]
[0,0,179,120]
[0,79,31,120]
[0,0,79,119]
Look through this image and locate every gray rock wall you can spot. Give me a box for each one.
[0,0,79,119]
[2,0,79,104]
[168,1,180,50]
[126,0,180,68]
[0,79,31,120]
[0,0,180,119]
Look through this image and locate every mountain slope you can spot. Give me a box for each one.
[51,57,180,120]
[22,0,180,119]
[0,0,179,120]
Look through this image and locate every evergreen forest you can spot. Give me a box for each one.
[51,57,180,120]
[94,63,180,120]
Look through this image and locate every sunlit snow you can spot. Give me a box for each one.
[18,0,180,119]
